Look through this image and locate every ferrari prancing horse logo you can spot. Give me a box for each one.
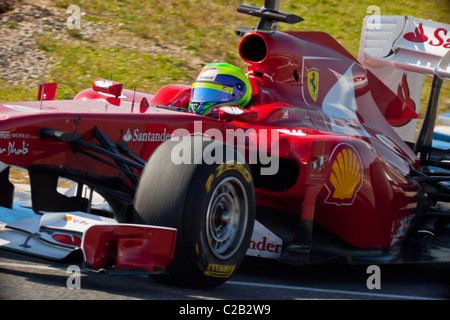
[307,68,319,102]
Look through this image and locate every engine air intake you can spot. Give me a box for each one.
[240,34,267,63]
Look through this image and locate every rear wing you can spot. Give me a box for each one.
[359,15,450,79]
[358,15,450,143]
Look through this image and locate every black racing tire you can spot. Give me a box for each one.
[131,136,255,289]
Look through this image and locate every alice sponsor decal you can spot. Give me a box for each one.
[324,143,363,206]
[123,128,172,142]
[0,141,29,156]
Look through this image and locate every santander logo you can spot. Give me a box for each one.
[403,23,450,49]
[403,23,428,42]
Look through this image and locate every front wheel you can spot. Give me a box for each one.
[132,137,255,288]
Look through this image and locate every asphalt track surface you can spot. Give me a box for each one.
[0,250,449,301]
[0,185,449,303]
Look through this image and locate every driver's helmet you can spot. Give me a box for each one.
[188,63,252,117]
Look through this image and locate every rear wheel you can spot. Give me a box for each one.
[132,137,255,288]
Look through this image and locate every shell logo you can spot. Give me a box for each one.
[325,143,363,206]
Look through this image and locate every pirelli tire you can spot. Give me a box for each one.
[132,136,255,289]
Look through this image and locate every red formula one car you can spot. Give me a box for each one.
[0,0,449,288]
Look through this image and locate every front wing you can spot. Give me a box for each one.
[0,204,177,274]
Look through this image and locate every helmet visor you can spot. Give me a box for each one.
[191,82,235,104]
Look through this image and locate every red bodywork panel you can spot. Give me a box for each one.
[82,224,177,272]
[0,29,420,251]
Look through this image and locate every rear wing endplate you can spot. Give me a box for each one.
[359,15,450,79]
[359,16,449,144]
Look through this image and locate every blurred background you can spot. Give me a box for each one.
[0,0,448,121]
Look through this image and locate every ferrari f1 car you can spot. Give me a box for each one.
[0,0,449,289]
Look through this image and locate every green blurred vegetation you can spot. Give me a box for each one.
[34,32,193,99]
[0,0,449,115]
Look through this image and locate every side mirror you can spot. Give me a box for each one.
[92,78,123,98]
[218,106,258,123]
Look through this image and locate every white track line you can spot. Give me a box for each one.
[0,262,441,299]
[226,280,439,300]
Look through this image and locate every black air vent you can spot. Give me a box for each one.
[240,35,267,62]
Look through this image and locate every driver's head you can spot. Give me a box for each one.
[189,63,252,117]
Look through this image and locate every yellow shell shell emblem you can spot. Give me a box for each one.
[325,144,363,205]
